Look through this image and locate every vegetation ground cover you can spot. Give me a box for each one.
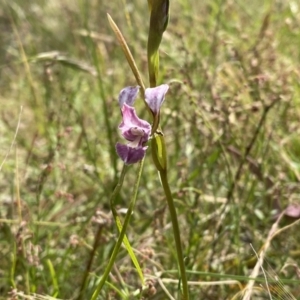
[0,0,300,299]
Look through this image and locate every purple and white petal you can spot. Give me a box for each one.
[145,84,169,114]
[116,143,147,164]
[118,86,140,108]
[119,104,151,144]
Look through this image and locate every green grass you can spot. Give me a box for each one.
[1,0,300,299]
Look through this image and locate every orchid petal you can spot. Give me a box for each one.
[119,104,151,144]
[116,143,147,164]
[118,86,140,108]
[145,84,169,114]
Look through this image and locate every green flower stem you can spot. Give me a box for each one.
[159,168,189,300]
[91,159,145,300]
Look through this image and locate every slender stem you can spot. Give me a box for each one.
[78,224,104,300]
[160,169,189,300]
[15,147,22,222]
[91,159,144,300]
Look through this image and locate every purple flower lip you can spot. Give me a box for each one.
[116,143,147,165]
[119,104,151,145]
[116,103,151,164]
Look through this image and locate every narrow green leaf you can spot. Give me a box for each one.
[115,216,144,285]
[46,259,59,297]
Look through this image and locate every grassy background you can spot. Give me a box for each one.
[1,0,300,299]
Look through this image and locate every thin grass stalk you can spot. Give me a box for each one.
[91,159,145,299]
[77,223,104,300]
[107,14,146,95]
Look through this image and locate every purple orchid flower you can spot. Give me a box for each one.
[115,84,169,164]
[116,87,151,164]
